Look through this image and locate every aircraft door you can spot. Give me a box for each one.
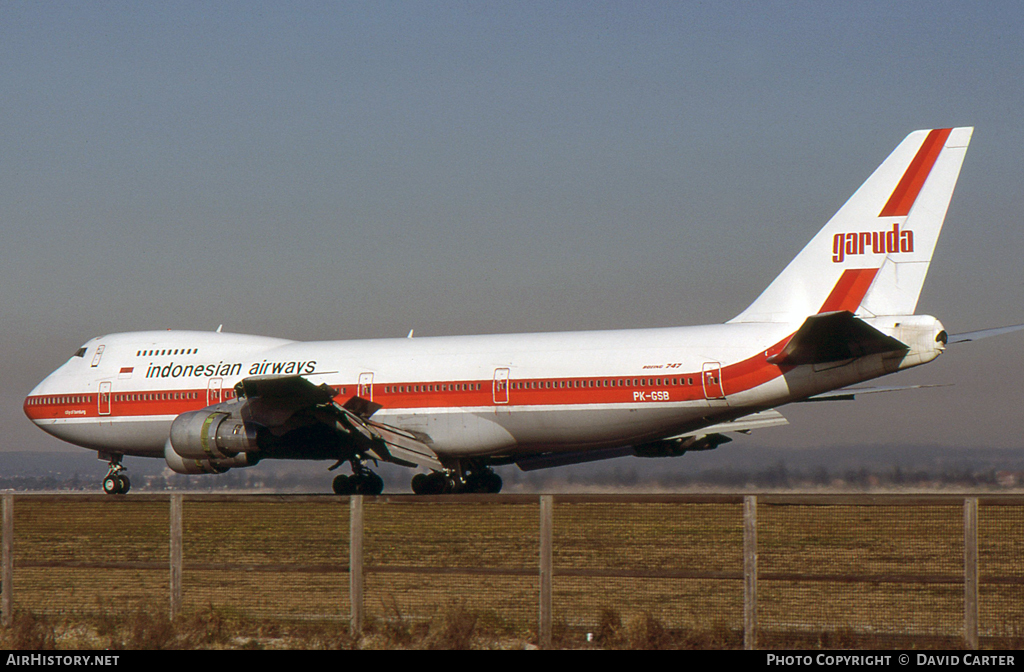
[493,368,510,404]
[207,378,223,406]
[359,372,374,401]
[98,381,111,416]
[702,362,726,401]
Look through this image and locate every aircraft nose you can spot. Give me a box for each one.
[24,369,59,424]
[25,380,45,421]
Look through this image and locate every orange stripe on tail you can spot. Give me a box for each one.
[878,128,952,217]
[818,268,879,313]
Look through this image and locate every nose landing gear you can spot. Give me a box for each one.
[101,455,131,495]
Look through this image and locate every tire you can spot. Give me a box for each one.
[102,475,120,495]
[332,474,351,495]
[362,472,384,495]
[412,472,447,495]
[411,473,430,495]
[482,471,502,494]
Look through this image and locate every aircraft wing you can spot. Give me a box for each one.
[236,374,443,470]
[665,409,790,437]
[515,410,789,471]
[768,311,908,366]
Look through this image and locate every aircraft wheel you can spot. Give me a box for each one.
[102,475,120,495]
[412,472,449,495]
[358,472,384,495]
[411,473,430,495]
[117,474,131,495]
[481,471,502,494]
[332,474,352,495]
[465,470,502,493]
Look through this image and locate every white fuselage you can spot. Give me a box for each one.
[24,317,944,465]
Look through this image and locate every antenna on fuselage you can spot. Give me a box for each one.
[407,329,414,338]
[216,325,223,333]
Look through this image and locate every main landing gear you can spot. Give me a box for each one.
[411,465,502,494]
[101,455,131,495]
[331,459,384,495]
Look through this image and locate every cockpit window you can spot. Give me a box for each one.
[74,348,87,358]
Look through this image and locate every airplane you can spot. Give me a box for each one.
[23,126,1023,495]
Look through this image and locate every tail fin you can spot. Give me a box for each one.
[729,127,973,324]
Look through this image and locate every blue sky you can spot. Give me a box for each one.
[3,1,1023,462]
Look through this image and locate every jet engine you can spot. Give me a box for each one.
[163,402,263,474]
[168,405,260,461]
[163,439,255,474]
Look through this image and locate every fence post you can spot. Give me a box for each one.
[743,495,757,650]
[350,495,364,636]
[2,494,11,628]
[964,497,979,650]
[169,494,183,620]
[539,495,553,649]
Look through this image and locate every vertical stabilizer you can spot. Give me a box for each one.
[729,127,973,324]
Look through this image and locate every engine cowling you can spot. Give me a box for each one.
[163,439,255,475]
[169,406,259,461]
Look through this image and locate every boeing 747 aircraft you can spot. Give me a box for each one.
[24,127,1021,494]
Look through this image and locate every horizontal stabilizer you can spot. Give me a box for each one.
[948,323,1024,344]
[768,311,908,366]
[801,383,949,402]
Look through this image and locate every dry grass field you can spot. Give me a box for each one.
[2,494,1023,649]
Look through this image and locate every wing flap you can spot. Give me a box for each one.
[237,374,443,469]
